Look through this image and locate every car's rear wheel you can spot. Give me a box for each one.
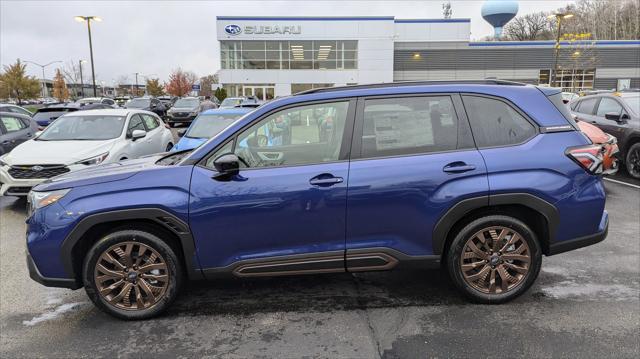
[625,143,640,179]
[447,215,541,303]
[83,229,182,320]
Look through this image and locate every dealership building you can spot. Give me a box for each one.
[216,16,640,100]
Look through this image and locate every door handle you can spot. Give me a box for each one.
[309,174,343,187]
[443,162,476,173]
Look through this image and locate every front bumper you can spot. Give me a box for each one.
[0,175,43,196]
[167,114,197,123]
[26,252,81,289]
[548,210,609,255]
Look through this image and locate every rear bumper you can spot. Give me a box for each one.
[548,211,608,255]
[26,252,81,289]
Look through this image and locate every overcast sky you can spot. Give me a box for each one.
[1,0,573,84]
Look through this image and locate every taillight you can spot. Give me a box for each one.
[566,145,605,174]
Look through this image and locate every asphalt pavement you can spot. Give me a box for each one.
[0,178,638,358]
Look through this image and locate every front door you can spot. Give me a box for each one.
[0,114,33,153]
[189,100,356,276]
[345,95,488,267]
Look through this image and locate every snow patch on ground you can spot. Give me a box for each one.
[541,281,639,301]
[22,302,85,326]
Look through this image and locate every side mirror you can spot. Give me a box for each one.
[604,112,623,122]
[212,153,240,180]
[177,129,186,137]
[131,129,147,141]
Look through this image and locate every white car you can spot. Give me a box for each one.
[0,109,174,196]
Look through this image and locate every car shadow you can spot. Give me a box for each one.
[165,269,466,317]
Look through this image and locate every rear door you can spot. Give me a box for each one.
[140,113,164,153]
[345,94,487,265]
[0,114,33,153]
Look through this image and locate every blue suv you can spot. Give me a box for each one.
[26,81,608,319]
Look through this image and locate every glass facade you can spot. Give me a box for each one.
[221,41,357,70]
[539,69,596,92]
[291,83,334,94]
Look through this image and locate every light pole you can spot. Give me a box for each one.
[132,73,156,96]
[75,16,102,97]
[23,60,62,98]
[548,12,573,88]
[78,59,87,98]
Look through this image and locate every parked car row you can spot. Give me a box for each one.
[0,109,173,196]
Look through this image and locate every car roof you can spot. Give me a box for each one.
[200,108,252,115]
[0,111,32,119]
[60,108,141,116]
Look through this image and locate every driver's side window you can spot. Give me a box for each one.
[233,101,349,168]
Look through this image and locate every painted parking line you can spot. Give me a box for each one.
[604,177,640,189]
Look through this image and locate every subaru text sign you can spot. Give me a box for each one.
[192,84,201,91]
[223,24,301,36]
[224,24,242,35]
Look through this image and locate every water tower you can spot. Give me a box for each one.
[482,0,519,39]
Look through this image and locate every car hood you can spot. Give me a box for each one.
[173,136,207,152]
[35,155,163,191]
[2,139,118,165]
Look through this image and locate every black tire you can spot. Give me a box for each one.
[446,215,542,304]
[82,229,183,320]
[625,142,640,179]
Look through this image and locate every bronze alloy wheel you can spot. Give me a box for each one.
[460,226,531,294]
[94,241,170,311]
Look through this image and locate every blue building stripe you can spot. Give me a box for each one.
[216,16,395,21]
[394,19,470,23]
[469,40,640,47]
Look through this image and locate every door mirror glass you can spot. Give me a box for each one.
[212,153,240,180]
[604,112,622,122]
[131,129,146,140]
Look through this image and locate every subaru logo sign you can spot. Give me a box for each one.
[31,165,44,172]
[224,24,242,36]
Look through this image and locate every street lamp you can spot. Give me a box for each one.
[23,60,62,98]
[75,16,102,96]
[548,12,573,88]
[78,59,87,98]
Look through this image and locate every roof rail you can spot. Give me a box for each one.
[295,79,527,95]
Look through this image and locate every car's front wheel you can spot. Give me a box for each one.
[447,215,541,303]
[82,229,182,320]
[625,143,640,179]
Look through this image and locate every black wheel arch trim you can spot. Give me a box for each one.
[432,193,559,256]
[59,208,203,283]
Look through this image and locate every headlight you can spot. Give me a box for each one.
[0,155,8,167]
[28,188,70,211]
[74,152,109,166]
[190,111,198,116]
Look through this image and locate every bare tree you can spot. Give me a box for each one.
[504,12,553,40]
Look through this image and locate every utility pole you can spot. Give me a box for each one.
[79,59,86,98]
[75,16,102,96]
[548,12,573,88]
[23,60,62,98]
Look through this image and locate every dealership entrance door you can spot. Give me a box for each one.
[242,85,275,101]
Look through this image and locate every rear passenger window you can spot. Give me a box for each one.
[462,96,536,148]
[1,116,27,132]
[576,98,598,114]
[361,96,462,157]
[142,114,159,130]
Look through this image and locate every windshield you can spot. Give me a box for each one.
[220,98,243,108]
[186,113,243,138]
[174,98,199,108]
[126,98,150,108]
[38,115,126,141]
[622,96,640,116]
